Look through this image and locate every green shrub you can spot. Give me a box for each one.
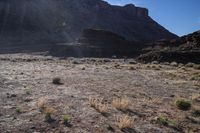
[16,107,22,113]
[175,99,191,110]
[192,107,200,117]
[63,115,70,124]
[156,116,176,126]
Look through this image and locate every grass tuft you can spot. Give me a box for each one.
[192,106,200,117]
[44,107,56,122]
[63,115,71,124]
[37,96,48,111]
[97,103,109,114]
[175,99,191,111]
[156,116,176,126]
[89,96,99,108]
[116,115,133,130]
[16,107,22,113]
[112,97,130,111]
[89,97,108,114]
[192,93,200,102]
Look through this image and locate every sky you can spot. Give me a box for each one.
[105,0,200,36]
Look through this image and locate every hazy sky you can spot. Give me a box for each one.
[105,0,200,36]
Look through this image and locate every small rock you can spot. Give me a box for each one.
[151,61,159,64]
[129,61,137,64]
[185,62,195,67]
[24,98,32,102]
[7,93,17,98]
[163,62,170,65]
[72,60,81,64]
[170,62,178,67]
[178,63,184,67]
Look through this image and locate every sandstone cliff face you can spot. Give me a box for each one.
[0,0,177,45]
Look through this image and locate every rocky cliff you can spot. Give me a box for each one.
[137,30,200,63]
[0,0,177,46]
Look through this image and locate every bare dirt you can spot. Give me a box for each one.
[0,53,200,133]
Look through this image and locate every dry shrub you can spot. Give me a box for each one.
[44,107,56,121]
[192,93,200,102]
[116,115,133,130]
[112,97,130,111]
[97,103,108,114]
[37,96,48,110]
[142,97,162,105]
[89,96,99,108]
[89,96,108,114]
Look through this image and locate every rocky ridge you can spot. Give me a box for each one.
[137,30,200,63]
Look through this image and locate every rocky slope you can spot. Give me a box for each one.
[0,0,177,47]
[137,30,200,63]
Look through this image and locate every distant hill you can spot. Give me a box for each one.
[0,0,177,46]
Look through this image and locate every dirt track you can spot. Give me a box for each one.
[0,54,200,133]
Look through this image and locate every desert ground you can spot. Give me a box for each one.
[0,53,200,133]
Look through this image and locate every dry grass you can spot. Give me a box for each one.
[89,96,99,108]
[97,103,108,114]
[37,96,48,110]
[112,97,130,111]
[44,107,56,114]
[89,96,108,114]
[192,93,200,102]
[44,107,56,121]
[142,97,162,105]
[116,115,133,130]
[193,81,200,89]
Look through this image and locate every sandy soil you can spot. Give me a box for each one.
[0,53,200,133]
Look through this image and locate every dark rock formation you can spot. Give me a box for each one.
[77,29,127,47]
[137,30,200,63]
[50,29,144,57]
[0,0,177,47]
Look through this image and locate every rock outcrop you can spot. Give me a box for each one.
[0,0,177,47]
[50,29,144,57]
[137,30,200,63]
